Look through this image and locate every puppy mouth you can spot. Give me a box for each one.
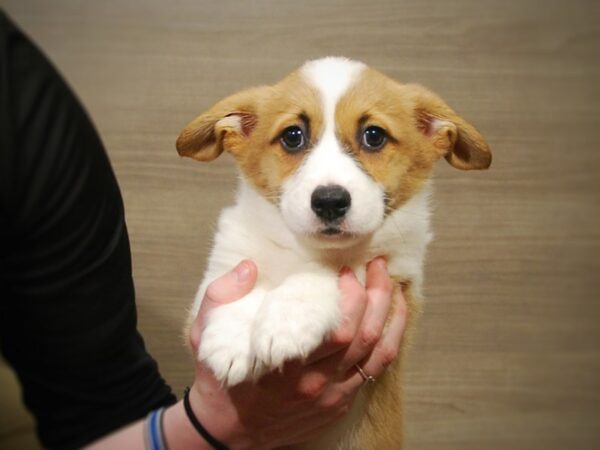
[299,221,366,249]
[316,225,355,239]
[322,226,343,235]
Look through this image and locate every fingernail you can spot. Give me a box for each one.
[375,257,387,270]
[234,261,251,282]
[339,265,351,275]
[339,266,356,279]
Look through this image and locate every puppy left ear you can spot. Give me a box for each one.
[404,84,492,170]
[176,86,269,162]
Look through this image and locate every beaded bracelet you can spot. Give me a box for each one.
[145,407,167,450]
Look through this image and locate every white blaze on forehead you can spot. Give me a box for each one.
[300,57,365,125]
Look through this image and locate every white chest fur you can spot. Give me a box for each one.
[191,178,432,383]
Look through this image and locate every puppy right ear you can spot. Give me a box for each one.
[402,83,492,170]
[176,86,269,161]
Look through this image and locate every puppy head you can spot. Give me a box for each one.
[177,57,491,249]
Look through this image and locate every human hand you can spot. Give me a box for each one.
[185,258,407,450]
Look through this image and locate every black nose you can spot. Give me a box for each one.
[311,185,351,222]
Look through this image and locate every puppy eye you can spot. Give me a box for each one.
[361,126,387,151]
[280,126,306,152]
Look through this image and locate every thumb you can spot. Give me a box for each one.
[202,259,257,309]
[193,260,258,334]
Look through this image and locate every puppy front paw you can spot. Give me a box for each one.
[252,276,340,369]
[198,302,265,386]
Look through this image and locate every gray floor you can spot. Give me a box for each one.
[2,1,599,448]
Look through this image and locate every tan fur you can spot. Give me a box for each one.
[176,66,489,208]
[177,73,323,201]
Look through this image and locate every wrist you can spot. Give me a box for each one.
[186,383,256,450]
[162,385,255,450]
[163,400,214,450]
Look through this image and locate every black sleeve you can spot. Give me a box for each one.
[0,11,176,449]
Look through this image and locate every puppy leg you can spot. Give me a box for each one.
[252,269,341,370]
[197,287,267,386]
[349,284,422,450]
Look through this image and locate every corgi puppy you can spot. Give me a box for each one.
[176,57,491,449]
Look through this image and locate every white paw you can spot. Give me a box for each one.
[252,275,341,369]
[198,301,264,386]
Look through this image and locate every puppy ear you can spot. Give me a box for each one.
[404,84,492,170]
[176,86,269,161]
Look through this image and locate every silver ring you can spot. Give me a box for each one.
[355,364,376,385]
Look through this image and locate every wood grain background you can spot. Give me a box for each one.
[1,1,599,448]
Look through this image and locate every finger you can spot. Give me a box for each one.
[337,257,393,372]
[190,260,257,346]
[344,287,408,391]
[305,267,367,364]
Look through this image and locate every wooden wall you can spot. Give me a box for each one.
[2,1,599,448]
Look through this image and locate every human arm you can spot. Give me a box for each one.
[0,11,176,448]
